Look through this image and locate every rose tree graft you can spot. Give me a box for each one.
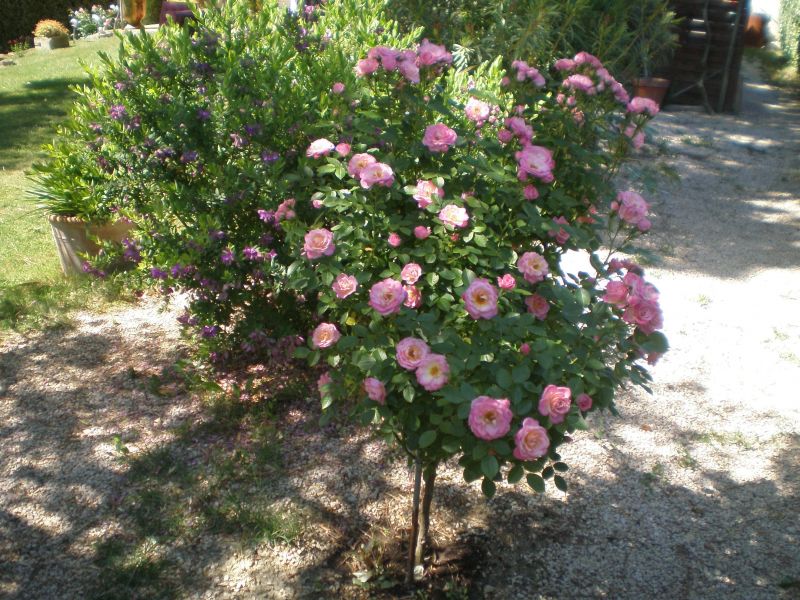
[286,42,668,581]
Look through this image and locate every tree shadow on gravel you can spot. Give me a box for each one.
[0,317,188,600]
[630,67,800,280]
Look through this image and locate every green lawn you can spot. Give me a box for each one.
[0,37,124,333]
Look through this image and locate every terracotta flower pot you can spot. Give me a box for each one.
[632,77,670,107]
[48,215,135,275]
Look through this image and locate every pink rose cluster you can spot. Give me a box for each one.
[627,96,660,117]
[347,152,395,190]
[464,97,495,127]
[511,60,546,86]
[275,198,296,222]
[467,396,551,460]
[553,51,630,105]
[356,39,452,84]
[611,190,651,232]
[602,269,664,335]
[395,337,450,391]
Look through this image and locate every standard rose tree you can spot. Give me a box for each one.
[286,37,667,579]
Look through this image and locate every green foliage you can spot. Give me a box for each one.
[780,0,800,72]
[142,0,165,25]
[386,0,677,81]
[37,0,668,501]
[0,0,93,52]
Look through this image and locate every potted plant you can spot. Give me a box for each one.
[33,19,71,51]
[28,143,134,276]
[630,0,678,106]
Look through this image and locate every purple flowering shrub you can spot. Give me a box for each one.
[33,0,420,359]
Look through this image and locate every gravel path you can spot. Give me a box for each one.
[1,62,798,599]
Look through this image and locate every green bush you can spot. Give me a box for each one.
[385,0,677,81]
[0,0,94,51]
[780,0,800,71]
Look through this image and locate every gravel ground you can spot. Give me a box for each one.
[1,62,798,599]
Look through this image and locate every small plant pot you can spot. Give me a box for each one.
[49,215,135,275]
[34,35,70,51]
[632,77,670,107]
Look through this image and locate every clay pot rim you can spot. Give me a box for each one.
[633,77,671,89]
[47,214,134,227]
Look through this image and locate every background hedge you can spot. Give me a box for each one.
[0,0,94,51]
[780,0,800,71]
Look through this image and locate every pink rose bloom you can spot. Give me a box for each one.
[637,218,652,232]
[396,337,431,370]
[465,97,491,124]
[513,418,550,460]
[311,322,340,349]
[523,184,539,201]
[303,228,335,259]
[616,191,649,227]
[369,278,406,316]
[525,293,550,320]
[347,152,376,178]
[553,58,576,71]
[415,353,449,391]
[611,81,630,104]
[468,396,513,441]
[369,46,400,70]
[317,372,332,396]
[517,251,549,283]
[602,280,629,307]
[401,262,423,284]
[501,76,511,86]
[275,198,296,221]
[574,51,603,68]
[516,145,555,183]
[527,68,546,86]
[363,377,386,404]
[332,273,358,299]
[360,162,395,189]
[388,233,402,248]
[306,138,335,158]
[627,96,660,116]
[438,204,469,228]
[414,226,431,239]
[497,128,514,144]
[623,296,663,334]
[355,57,379,76]
[497,274,516,290]
[331,82,345,94]
[417,39,452,65]
[311,198,324,209]
[413,179,444,209]
[399,60,420,84]
[462,278,499,320]
[549,216,570,245]
[623,124,645,149]
[563,74,595,94]
[422,123,458,153]
[577,393,593,411]
[538,384,572,424]
[335,142,351,156]
[403,284,422,308]
[520,342,531,355]
[505,116,533,143]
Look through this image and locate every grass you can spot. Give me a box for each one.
[744,47,800,93]
[93,374,307,599]
[0,37,124,333]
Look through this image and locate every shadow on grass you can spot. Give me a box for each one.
[0,77,88,170]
